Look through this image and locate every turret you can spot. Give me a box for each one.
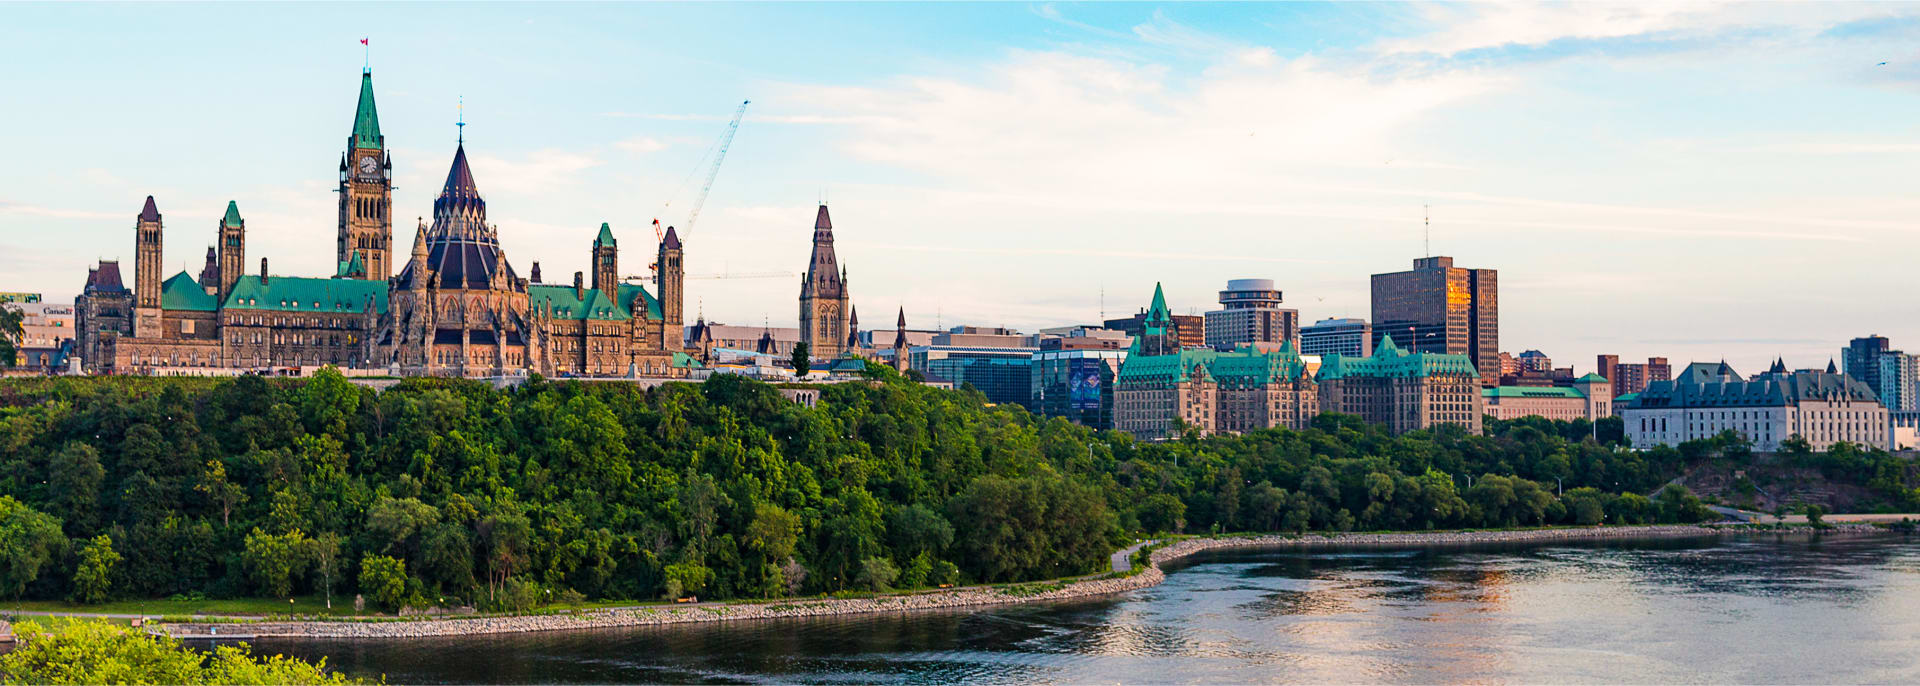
[217,201,246,302]
[592,223,618,297]
[657,225,684,338]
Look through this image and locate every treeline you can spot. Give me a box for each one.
[0,368,1838,611]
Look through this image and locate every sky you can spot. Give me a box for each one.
[4,2,1920,375]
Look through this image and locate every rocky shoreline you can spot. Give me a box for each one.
[160,523,1884,640]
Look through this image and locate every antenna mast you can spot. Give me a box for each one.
[1423,205,1430,258]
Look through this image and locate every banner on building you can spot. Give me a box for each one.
[1068,359,1103,410]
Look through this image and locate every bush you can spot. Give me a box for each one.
[359,554,408,612]
[855,556,899,592]
[0,619,363,684]
[71,534,120,604]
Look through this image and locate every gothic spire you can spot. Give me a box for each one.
[222,201,243,227]
[352,71,382,149]
[139,195,160,223]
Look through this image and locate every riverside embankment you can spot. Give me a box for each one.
[160,523,1885,640]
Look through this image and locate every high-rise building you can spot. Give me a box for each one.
[1031,333,1129,430]
[1873,351,1918,412]
[1202,278,1298,350]
[1843,335,1892,393]
[1300,317,1371,358]
[797,205,852,359]
[1596,354,1670,399]
[1370,256,1498,385]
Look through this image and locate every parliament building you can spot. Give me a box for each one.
[75,70,695,378]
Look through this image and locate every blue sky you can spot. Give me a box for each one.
[5,2,1920,374]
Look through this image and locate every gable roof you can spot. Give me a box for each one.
[221,274,387,314]
[1317,335,1479,380]
[527,283,662,321]
[160,271,218,311]
[86,261,127,292]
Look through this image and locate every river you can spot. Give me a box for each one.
[242,534,1920,684]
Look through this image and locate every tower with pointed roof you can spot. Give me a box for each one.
[133,196,164,338]
[657,225,684,350]
[798,204,850,359]
[338,69,393,280]
[217,201,246,302]
[591,223,619,298]
[892,306,910,372]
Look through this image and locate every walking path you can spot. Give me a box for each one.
[1111,539,1158,573]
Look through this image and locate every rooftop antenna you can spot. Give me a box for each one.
[1099,282,1105,322]
[1423,204,1431,258]
[456,95,465,145]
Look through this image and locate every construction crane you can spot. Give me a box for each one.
[624,270,791,284]
[649,99,750,269]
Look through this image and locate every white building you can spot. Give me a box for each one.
[1619,362,1888,451]
[1203,279,1298,350]
[1300,317,1371,358]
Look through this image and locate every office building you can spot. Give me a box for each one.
[1031,334,1128,430]
[1202,278,1299,350]
[1371,256,1498,384]
[1483,374,1612,422]
[1619,361,1888,451]
[1596,354,1670,399]
[1317,336,1484,435]
[1300,317,1371,358]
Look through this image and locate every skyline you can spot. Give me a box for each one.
[6,3,1920,374]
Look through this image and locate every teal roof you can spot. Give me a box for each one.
[352,72,382,149]
[528,283,662,321]
[221,201,243,228]
[671,352,702,369]
[222,275,387,314]
[1614,392,1641,404]
[1118,343,1309,385]
[594,222,616,248]
[1484,386,1586,399]
[160,271,218,311]
[1574,373,1608,383]
[1146,282,1170,321]
[335,252,366,277]
[1316,335,1480,380]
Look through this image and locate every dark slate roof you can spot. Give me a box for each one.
[1675,361,1743,384]
[661,225,681,250]
[138,196,160,222]
[435,144,483,217]
[393,144,524,292]
[87,261,127,292]
[1623,370,1881,409]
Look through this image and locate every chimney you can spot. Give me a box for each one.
[573,271,584,299]
[530,261,542,284]
[260,257,269,285]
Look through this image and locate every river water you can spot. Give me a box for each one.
[246,534,1920,684]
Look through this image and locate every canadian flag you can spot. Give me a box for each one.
[360,38,369,46]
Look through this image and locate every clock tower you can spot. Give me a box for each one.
[337,69,393,280]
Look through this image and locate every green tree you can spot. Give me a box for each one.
[241,528,312,598]
[0,620,363,684]
[71,534,120,604]
[663,561,713,600]
[307,533,344,610]
[366,496,439,555]
[744,503,801,562]
[48,442,105,536]
[0,304,21,367]
[359,554,409,612]
[855,556,899,592]
[791,342,812,375]
[0,496,65,598]
[1805,503,1828,527]
[1135,493,1187,533]
[195,459,246,528]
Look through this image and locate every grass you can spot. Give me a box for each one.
[2,594,365,619]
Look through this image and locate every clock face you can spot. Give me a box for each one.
[358,155,379,176]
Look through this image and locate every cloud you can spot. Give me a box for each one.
[614,136,668,154]
[466,149,601,194]
[1377,3,1920,58]
[0,201,123,220]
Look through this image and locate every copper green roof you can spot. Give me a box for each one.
[1118,343,1309,385]
[671,352,702,369]
[1484,386,1586,398]
[352,71,382,149]
[1316,335,1479,380]
[221,275,387,313]
[594,222,616,247]
[1146,282,1170,323]
[335,252,366,277]
[528,283,662,321]
[1574,373,1608,383]
[221,201,243,228]
[160,271,218,311]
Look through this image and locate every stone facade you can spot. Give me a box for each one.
[76,69,693,379]
[1483,374,1611,422]
[1115,284,1319,440]
[797,205,851,359]
[1619,362,1888,451]
[1315,335,1484,435]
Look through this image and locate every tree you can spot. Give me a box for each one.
[0,304,21,367]
[0,620,363,684]
[366,496,439,555]
[359,554,409,612]
[241,528,311,598]
[71,535,120,604]
[479,510,531,603]
[194,460,246,528]
[0,496,65,598]
[1135,493,1187,534]
[791,342,812,375]
[855,556,899,592]
[1804,504,1828,527]
[744,503,802,562]
[308,533,344,610]
[48,442,105,536]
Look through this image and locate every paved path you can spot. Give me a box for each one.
[1111,539,1158,573]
